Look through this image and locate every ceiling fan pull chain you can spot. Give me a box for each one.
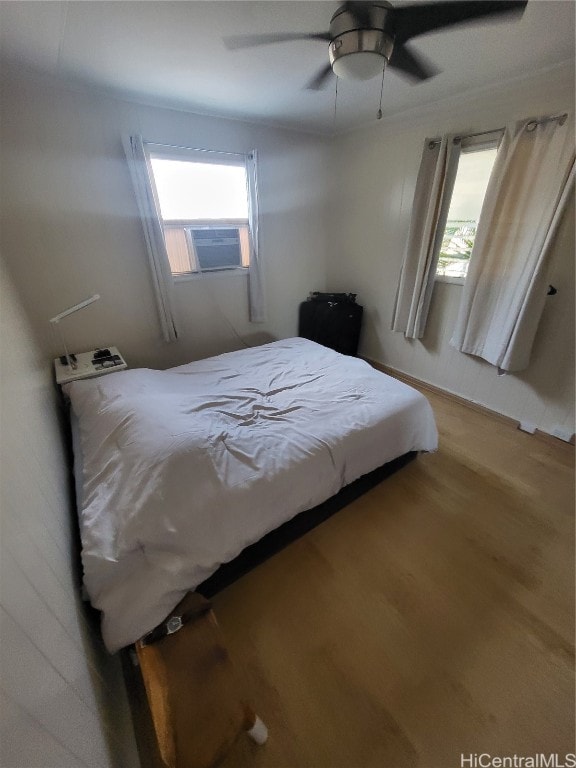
[377,66,385,120]
[333,76,339,128]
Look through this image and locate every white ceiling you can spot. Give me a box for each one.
[1,1,574,134]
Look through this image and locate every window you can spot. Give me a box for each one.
[435,143,498,283]
[147,148,251,277]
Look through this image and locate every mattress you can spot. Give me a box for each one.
[66,338,438,652]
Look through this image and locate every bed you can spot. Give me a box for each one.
[66,337,438,652]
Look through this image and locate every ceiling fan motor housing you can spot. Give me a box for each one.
[329,2,394,80]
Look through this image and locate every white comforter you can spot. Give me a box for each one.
[67,338,437,652]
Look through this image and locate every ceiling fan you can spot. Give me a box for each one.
[224,1,528,90]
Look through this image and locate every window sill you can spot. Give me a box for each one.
[173,268,249,283]
[435,275,465,286]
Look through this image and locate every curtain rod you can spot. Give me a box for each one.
[428,112,568,148]
[525,112,568,132]
[145,141,250,159]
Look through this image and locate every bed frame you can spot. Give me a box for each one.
[196,451,416,597]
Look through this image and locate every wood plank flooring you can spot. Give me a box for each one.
[212,388,575,768]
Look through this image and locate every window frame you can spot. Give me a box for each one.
[145,143,252,280]
[435,132,501,286]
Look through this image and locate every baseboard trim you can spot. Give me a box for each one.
[364,357,575,448]
[535,429,576,448]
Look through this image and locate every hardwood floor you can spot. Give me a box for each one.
[211,388,575,768]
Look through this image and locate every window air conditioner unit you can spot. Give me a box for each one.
[189,227,242,271]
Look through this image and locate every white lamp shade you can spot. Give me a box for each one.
[332,52,386,81]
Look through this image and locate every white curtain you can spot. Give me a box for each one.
[246,150,266,323]
[392,135,461,339]
[451,115,574,372]
[123,134,179,342]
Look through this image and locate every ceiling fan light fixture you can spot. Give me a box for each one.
[329,30,392,81]
[332,51,387,81]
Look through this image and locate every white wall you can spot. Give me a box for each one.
[0,69,330,766]
[327,63,575,436]
[0,67,330,370]
[0,260,139,768]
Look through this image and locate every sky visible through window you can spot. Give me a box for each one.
[150,158,249,221]
[437,147,498,279]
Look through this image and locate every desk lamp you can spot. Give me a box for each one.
[49,294,100,370]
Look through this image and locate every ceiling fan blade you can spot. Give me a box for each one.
[392,1,528,44]
[306,64,335,91]
[341,1,374,29]
[224,32,331,50]
[388,42,438,82]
